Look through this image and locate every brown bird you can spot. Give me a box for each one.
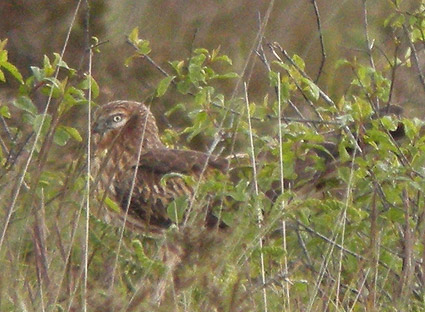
[91,100,228,235]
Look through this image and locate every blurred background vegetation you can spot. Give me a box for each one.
[0,0,421,116]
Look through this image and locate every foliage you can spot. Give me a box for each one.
[1,1,425,311]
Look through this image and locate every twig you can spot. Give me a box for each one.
[127,39,171,78]
[82,1,92,311]
[244,82,268,312]
[230,2,275,100]
[269,42,335,106]
[349,269,370,312]
[310,0,326,82]
[277,72,291,311]
[0,0,83,255]
[0,116,13,142]
[398,188,414,302]
[256,38,316,129]
[269,42,364,153]
[402,24,425,95]
[268,43,324,122]
[383,43,400,111]
[127,35,343,131]
[361,0,379,110]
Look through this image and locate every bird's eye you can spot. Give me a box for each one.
[112,115,122,123]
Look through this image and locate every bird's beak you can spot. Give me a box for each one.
[92,121,104,135]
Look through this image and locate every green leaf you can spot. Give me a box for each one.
[0,105,10,118]
[384,207,404,222]
[55,126,82,145]
[338,140,351,163]
[335,58,351,69]
[177,79,192,94]
[183,110,208,141]
[90,76,99,98]
[104,196,121,213]
[0,61,23,83]
[213,55,233,65]
[214,72,239,79]
[42,55,54,76]
[137,40,151,55]
[292,54,305,70]
[165,103,185,117]
[0,39,8,52]
[124,54,137,67]
[132,239,165,273]
[269,71,280,87]
[381,116,398,131]
[167,196,187,224]
[402,118,420,140]
[0,50,7,63]
[127,27,151,55]
[188,63,206,84]
[13,96,37,115]
[30,66,44,81]
[273,60,290,71]
[302,78,320,101]
[352,97,373,120]
[128,27,140,45]
[79,75,99,98]
[33,114,52,135]
[160,172,191,187]
[169,60,185,76]
[0,69,4,82]
[193,48,209,55]
[43,77,63,98]
[62,126,83,142]
[53,53,71,71]
[53,128,70,146]
[156,75,175,97]
[190,53,207,66]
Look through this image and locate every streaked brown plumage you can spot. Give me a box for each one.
[91,100,227,234]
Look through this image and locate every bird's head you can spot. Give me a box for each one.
[93,100,143,135]
[92,100,164,151]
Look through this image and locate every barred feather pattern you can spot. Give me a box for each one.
[91,100,227,234]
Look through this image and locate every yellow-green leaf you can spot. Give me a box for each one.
[0,105,10,118]
[13,96,37,115]
[1,61,23,83]
[156,75,175,97]
[63,126,83,142]
[104,196,120,213]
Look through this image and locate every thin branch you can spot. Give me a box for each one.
[349,268,370,312]
[277,72,291,311]
[310,0,326,82]
[269,42,364,153]
[361,0,379,110]
[127,39,171,78]
[383,43,400,111]
[0,116,14,142]
[82,0,92,310]
[244,82,268,312]
[402,24,425,95]
[256,38,317,129]
[269,42,335,106]
[268,43,324,122]
[230,1,275,99]
[0,0,83,255]
[336,127,359,309]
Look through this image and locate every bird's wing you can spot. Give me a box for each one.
[137,148,228,174]
[114,149,227,232]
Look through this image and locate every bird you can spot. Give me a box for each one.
[91,100,228,235]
